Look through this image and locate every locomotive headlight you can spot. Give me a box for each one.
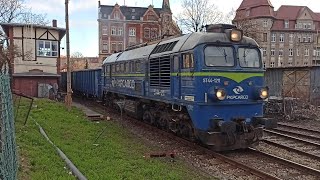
[259,88,268,99]
[230,29,243,42]
[216,89,226,100]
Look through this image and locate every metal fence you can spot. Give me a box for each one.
[265,67,320,120]
[0,65,17,180]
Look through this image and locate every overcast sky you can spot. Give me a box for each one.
[24,0,320,57]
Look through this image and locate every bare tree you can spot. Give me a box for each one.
[18,11,49,26]
[233,15,260,41]
[71,52,85,71]
[176,0,223,33]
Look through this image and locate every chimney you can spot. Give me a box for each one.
[98,0,101,7]
[52,19,57,27]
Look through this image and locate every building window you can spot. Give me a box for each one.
[263,20,268,27]
[151,28,158,39]
[288,62,293,66]
[102,40,108,51]
[308,34,312,42]
[132,16,135,20]
[271,33,276,42]
[304,23,308,29]
[298,23,302,29]
[144,28,150,38]
[118,42,123,51]
[262,48,267,56]
[298,35,301,42]
[284,20,289,28]
[111,27,116,35]
[271,48,275,56]
[118,27,123,36]
[297,48,299,56]
[102,26,108,35]
[111,43,116,52]
[303,35,307,42]
[270,62,275,67]
[279,49,283,56]
[129,28,136,36]
[308,23,312,29]
[317,48,320,56]
[182,53,194,69]
[289,34,293,42]
[263,33,267,42]
[289,49,293,56]
[115,12,120,19]
[37,40,58,57]
[132,9,135,12]
[279,34,284,42]
[305,48,309,56]
[304,61,308,66]
[246,10,250,17]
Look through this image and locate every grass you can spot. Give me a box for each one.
[15,98,212,180]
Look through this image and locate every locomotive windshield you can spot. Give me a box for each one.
[238,48,261,68]
[204,46,234,67]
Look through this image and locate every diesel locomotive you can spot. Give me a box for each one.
[90,24,277,151]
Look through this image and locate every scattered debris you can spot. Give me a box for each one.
[144,151,176,159]
[265,96,320,121]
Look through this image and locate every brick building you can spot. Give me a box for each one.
[0,20,65,97]
[233,0,320,68]
[98,0,181,60]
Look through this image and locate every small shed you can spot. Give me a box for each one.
[265,66,320,105]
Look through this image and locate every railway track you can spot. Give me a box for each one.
[224,147,320,179]
[277,122,320,140]
[264,127,320,156]
[82,100,278,179]
[81,99,320,179]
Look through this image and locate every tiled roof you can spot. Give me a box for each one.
[234,0,274,20]
[238,0,273,10]
[275,6,305,20]
[271,5,320,30]
[99,5,161,20]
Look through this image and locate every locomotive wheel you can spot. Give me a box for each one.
[158,113,170,131]
[142,110,155,125]
[179,121,196,142]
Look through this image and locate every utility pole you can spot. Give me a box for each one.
[65,0,72,110]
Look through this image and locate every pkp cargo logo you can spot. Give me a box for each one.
[233,86,244,94]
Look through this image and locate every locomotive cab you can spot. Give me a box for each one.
[186,25,277,150]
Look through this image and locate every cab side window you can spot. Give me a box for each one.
[135,61,141,72]
[125,62,129,73]
[182,53,194,69]
[111,64,115,73]
[106,65,110,77]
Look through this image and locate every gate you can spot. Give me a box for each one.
[282,70,311,101]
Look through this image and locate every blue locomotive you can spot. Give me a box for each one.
[100,24,277,151]
[66,24,277,151]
